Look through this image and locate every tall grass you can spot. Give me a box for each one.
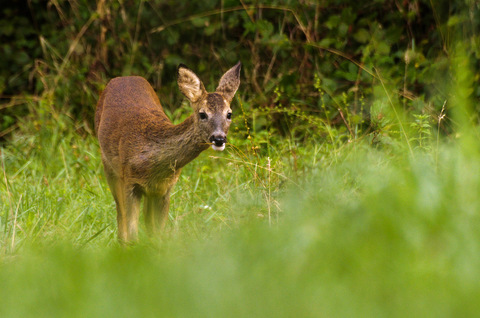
[2,129,480,316]
[2,51,480,317]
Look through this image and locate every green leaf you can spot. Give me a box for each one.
[376,41,390,55]
[325,15,340,30]
[447,15,466,27]
[354,29,370,43]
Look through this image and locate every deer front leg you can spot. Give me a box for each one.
[144,189,171,235]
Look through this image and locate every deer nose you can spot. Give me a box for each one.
[209,134,226,147]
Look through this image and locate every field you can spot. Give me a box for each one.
[2,1,480,317]
[2,98,480,317]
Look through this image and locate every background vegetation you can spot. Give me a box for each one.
[1,0,480,317]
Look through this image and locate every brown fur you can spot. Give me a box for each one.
[95,62,241,242]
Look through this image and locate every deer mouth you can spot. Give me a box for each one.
[211,142,226,151]
[210,136,226,151]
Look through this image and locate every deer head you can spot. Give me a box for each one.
[177,61,241,151]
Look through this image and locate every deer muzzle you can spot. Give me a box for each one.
[210,134,226,151]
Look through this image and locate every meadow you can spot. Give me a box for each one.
[2,1,480,317]
[2,93,480,317]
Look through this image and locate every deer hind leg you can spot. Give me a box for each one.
[106,176,141,242]
[111,179,138,242]
[121,183,142,242]
[103,165,128,242]
[111,181,127,242]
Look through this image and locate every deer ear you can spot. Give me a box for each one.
[177,64,206,103]
[216,61,241,103]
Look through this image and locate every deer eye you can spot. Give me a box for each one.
[199,112,208,120]
[226,112,232,120]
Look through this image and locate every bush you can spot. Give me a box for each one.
[1,0,479,143]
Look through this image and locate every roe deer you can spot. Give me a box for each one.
[95,62,241,242]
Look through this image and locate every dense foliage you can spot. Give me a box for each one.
[1,0,479,142]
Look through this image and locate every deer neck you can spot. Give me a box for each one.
[153,115,209,171]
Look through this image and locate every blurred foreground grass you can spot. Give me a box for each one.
[2,116,480,317]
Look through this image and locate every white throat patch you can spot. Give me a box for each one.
[212,144,225,151]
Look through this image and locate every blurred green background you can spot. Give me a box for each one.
[1,1,480,317]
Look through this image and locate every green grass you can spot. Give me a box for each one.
[2,103,480,317]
